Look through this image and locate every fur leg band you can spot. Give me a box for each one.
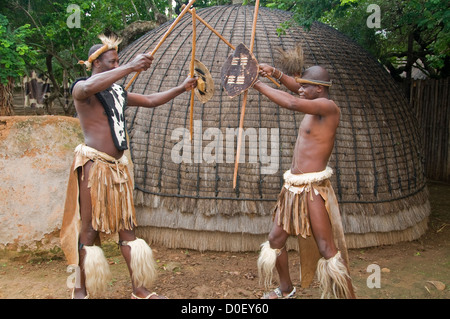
[316,251,354,299]
[257,241,283,288]
[124,238,157,289]
[83,245,112,297]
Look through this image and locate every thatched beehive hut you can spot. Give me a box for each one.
[118,5,430,251]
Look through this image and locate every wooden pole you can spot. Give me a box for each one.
[125,0,197,91]
[182,4,235,50]
[233,0,260,189]
[189,9,197,141]
[182,5,280,88]
[249,3,259,53]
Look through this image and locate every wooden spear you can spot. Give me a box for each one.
[125,0,197,91]
[181,4,280,88]
[181,4,234,51]
[189,8,197,141]
[233,0,260,189]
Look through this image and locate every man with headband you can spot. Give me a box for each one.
[252,48,355,299]
[60,34,197,299]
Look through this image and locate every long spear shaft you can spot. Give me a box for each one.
[182,4,234,50]
[125,0,197,91]
[189,9,197,141]
[233,0,260,189]
[182,5,279,88]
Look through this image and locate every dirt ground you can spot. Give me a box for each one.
[0,181,449,300]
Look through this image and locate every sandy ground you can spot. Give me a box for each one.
[0,181,449,301]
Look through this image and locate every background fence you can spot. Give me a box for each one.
[410,78,450,182]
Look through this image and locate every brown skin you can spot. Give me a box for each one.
[72,49,197,299]
[255,64,355,299]
[73,50,197,159]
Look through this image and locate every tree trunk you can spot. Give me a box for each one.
[0,77,15,116]
[404,32,414,99]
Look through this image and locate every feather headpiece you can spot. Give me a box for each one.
[276,43,304,76]
[78,34,122,71]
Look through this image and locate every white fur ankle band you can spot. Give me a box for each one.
[82,245,112,297]
[316,251,354,299]
[257,241,284,288]
[123,238,157,289]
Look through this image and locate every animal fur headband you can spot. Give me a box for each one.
[78,34,122,71]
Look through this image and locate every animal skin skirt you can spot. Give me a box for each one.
[60,144,136,266]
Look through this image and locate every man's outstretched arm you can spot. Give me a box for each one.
[72,54,154,101]
[253,81,337,117]
[127,77,197,108]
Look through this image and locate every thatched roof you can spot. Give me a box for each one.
[119,5,430,251]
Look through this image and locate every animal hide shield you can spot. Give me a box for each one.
[194,59,215,103]
[23,71,50,109]
[221,43,258,98]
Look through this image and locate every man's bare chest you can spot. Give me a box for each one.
[299,114,323,136]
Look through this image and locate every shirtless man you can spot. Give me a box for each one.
[253,64,355,299]
[60,35,197,299]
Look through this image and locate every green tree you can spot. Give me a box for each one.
[2,0,447,115]
[0,14,38,115]
[260,0,450,86]
[0,0,174,115]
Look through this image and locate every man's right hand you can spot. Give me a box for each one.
[130,53,154,72]
[258,63,274,78]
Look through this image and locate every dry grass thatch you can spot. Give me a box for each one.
[118,5,429,251]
